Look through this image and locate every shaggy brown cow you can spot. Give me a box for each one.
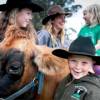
[0,25,70,100]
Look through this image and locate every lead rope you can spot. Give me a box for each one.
[2,71,44,100]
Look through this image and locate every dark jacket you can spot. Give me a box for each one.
[54,73,100,100]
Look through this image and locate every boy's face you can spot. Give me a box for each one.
[68,54,94,79]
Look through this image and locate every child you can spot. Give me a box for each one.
[52,36,100,100]
[78,4,100,56]
[0,0,43,42]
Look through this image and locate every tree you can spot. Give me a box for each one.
[33,0,82,30]
[33,0,67,30]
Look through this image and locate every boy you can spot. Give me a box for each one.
[52,36,100,100]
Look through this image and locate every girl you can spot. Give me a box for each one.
[0,0,43,43]
[78,4,100,56]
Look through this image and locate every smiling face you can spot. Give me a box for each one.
[68,54,94,79]
[83,10,91,25]
[52,14,65,31]
[83,9,94,25]
[16,8,32,28]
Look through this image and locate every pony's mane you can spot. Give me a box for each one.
[6,25,32,38]
[2,25,35,46]
[35,52,69,76]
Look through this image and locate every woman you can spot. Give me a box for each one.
[78,4,100,56]
[0,0,43,42]
[37,5,72,48]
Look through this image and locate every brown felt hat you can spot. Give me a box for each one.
[42,5,71,25]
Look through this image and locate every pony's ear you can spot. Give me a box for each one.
[0,50,6,61]
[0,50,7,75]
[34,52,70,76]
[31,52,38,69]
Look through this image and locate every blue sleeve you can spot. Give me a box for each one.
[37,30,50,45]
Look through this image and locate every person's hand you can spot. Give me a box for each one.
[95,44,100,50]
[95,41,100,50]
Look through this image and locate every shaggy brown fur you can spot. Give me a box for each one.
[34,52,69,100]
[0,25,70,100]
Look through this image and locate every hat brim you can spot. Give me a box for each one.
[42,12,72,25]
[52,49,100,64]
[0,3,43,12]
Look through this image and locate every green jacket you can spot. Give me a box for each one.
[54,73,100,100]
[78,24,100,56]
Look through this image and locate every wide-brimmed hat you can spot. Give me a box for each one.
[42,5,72,25]
[0,0,44,12]
[52,36,100,64]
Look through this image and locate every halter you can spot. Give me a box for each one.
[1,71,44,100]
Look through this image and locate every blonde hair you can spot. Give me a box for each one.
[84,4,100,25]
[0,11,10,41]
[7,8,37,43]
[43,20,65,47]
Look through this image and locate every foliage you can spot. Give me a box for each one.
[32,0,66,30]
[33,0,82,31]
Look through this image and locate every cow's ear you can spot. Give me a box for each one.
[34,53,69,76]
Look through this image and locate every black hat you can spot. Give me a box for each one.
[0,0,44,12]
[42,5,72,25]
[52,36,100,64]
